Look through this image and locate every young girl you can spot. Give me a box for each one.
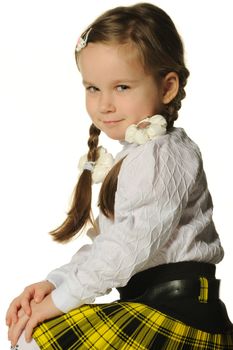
[6,3,233,349]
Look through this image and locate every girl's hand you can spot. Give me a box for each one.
[8,294,63,347]
[6,280,55,326]
[25,294,63,342]
[8,307,29,347]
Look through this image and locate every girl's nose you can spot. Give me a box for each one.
[99,93,116,113]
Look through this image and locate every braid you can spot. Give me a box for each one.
[162,67,189,129]
[50,123,101,243]
[87,124,101,162]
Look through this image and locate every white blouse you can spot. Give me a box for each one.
[47,127,224,313]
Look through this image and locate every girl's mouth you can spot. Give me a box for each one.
[103,119,124,125]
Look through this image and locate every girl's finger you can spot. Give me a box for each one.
[34,282,54,303]
[9,313,29,347]
[6,299,20,325]
[34,289,45,303]
[21,297,32,317]
[24,317,38,343]
[21,288,34,314]
[17,308,25,318]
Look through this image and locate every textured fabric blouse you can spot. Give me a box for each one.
[47,127,224,313]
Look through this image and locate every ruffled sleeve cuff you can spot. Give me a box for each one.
[51,282,95,313]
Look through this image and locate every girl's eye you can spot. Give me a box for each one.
[116,85,129,92]
[86,86,99,93]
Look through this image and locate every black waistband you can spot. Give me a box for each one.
[117,261,216,300]
[116,262,233,333]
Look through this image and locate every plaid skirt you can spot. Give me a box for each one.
[33,301,233,349]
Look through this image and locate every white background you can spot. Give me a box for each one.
[0,0,232,348]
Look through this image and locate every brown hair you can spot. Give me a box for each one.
[50,124,100,242]
[51,3,189,242]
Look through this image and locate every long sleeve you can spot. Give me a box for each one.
[47,128,223,313]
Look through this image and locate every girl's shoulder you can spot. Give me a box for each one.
[116,127,203,191]
[118,127,202,167]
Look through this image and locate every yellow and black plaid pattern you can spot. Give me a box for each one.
[33,302,233,349]
[199,277,209,303]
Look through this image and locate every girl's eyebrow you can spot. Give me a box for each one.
[82,80,94,86]
[112,79,139,84]
[82,79,139,86]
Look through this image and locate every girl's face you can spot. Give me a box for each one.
[78,42,164,140]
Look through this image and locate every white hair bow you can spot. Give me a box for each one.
[125,114,167,145]
[78,146,114,184]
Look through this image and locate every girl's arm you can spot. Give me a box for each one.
[47,140,200,313]
[5,218,99,327]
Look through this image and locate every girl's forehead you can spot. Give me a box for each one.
[78,42,145,75]
[81,41,141,62]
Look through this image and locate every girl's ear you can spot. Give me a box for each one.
[161,72,179,104]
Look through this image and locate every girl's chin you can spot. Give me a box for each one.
[101,127,125,141]
[105,133,124,141]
